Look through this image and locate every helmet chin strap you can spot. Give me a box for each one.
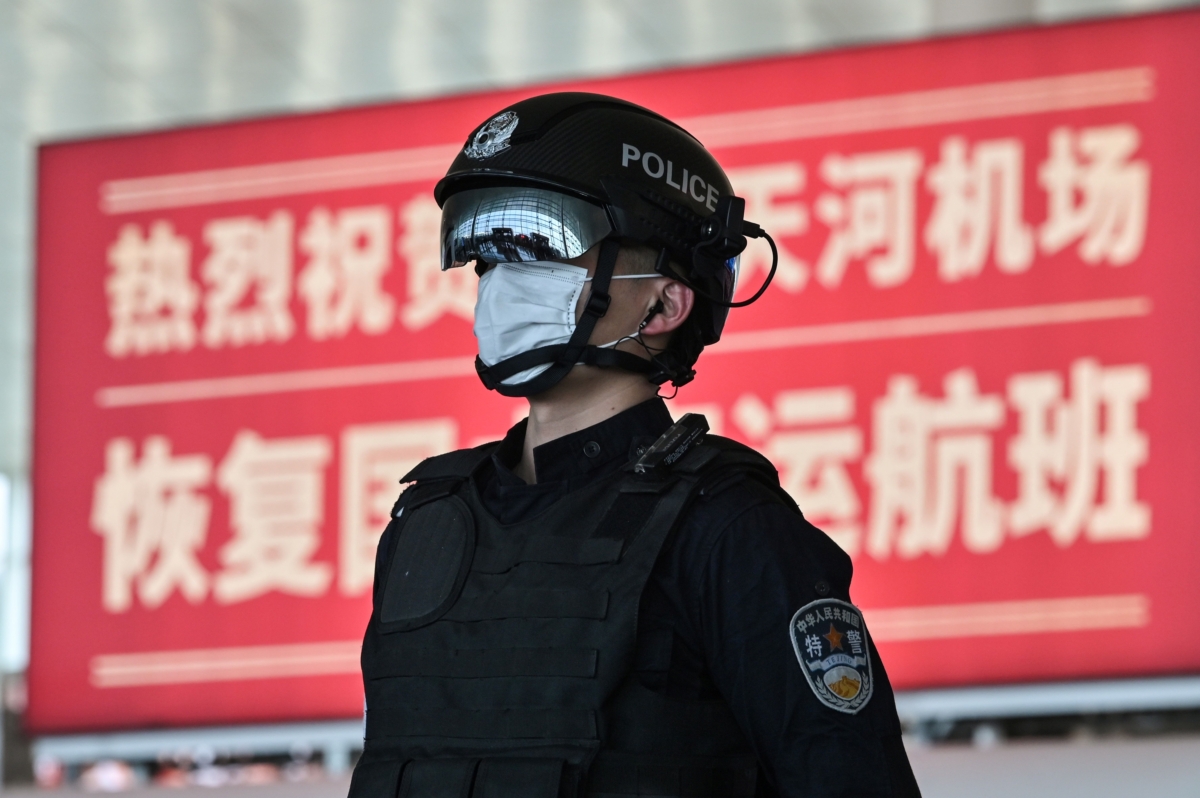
[474,239,692,397]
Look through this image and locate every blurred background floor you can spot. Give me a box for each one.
[0,776,352,797]
[908,734,1200,798]
[2,735,1198,797]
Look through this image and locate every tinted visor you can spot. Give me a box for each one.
[441,186,613,271]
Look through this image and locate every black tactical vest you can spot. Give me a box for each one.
[350,434,784,798]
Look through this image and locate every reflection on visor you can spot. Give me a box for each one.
[441,186,613,271]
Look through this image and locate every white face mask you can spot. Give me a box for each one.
[474,261,659,387]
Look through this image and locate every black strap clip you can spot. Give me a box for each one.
[584,289,611,317]
[646,350,696,388]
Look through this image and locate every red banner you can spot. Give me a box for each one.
[30,10,1200,733]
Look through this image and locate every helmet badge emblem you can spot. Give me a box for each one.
[464,111,519,160]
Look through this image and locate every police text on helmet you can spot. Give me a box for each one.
[622,144,720,211]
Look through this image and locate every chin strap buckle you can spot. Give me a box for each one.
[584,290,611,317]
[645,351,696,389]
[670,368,696,389]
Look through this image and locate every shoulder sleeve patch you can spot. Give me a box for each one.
[789,598,874,714]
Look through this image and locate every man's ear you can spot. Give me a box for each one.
[639,281,694,337]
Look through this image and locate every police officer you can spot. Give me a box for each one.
[350,93,921,797]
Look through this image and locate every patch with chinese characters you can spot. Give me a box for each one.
[789,598,873,714]
[464,111,519,160]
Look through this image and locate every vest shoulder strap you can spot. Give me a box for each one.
[400,442,498,484]
[673,434,776,477]
[674,434,799,513]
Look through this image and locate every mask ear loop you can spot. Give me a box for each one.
[601,296,667,352]
[602,311,684,400]
[633,295,694,397]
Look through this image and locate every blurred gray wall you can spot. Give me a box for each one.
[1,0,1197,673]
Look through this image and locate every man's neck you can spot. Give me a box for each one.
[514,372,658,484]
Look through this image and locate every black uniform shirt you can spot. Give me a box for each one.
[475,398,921,798]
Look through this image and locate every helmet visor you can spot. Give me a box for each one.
[440,186,613,271]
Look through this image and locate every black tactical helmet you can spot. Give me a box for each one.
[436,92,775,394]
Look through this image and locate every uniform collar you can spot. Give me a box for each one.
[492,397,674,487]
